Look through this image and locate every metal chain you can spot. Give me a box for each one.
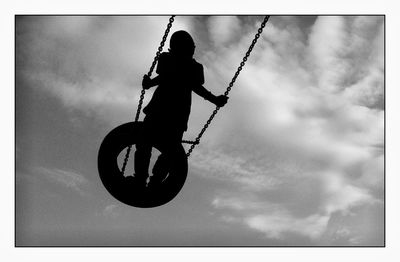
[121,16,175,175]
[186,15,270,157]
[135,15,175,122]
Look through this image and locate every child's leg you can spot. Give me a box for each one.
[151,128,184,184]
[134,121,153,183]
[152,153,169,182]
[134,141,151,181]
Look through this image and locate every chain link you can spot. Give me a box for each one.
[181,140,199,145]
[186,15,270,157]
[121,16,175,175]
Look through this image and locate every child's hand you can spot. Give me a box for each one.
[142,75,151,89]
[214,95,228,107]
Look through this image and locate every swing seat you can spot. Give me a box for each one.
[97,121,188,208]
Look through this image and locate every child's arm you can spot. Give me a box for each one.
[193,85,228,107]
[142,75,160,89]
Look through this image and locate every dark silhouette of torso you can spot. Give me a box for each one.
[143,52,204,131]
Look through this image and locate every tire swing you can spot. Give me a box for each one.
[98,121,188,208]
[97,15,270,208]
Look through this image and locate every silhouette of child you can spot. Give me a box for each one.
[134,30,228,185]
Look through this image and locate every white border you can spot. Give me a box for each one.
[3,0,399,261]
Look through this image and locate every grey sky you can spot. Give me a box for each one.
[16,15,384,246]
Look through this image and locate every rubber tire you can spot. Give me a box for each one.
[97,121,188,208]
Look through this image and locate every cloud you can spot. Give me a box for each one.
[17,16,193,126]
[211,175,376,241]
[307,16,348,92]
[190,147,282,191]
[208,16,241,47]
[212,196,330,239]
[321,171,375,215]
[190,16,384,245]
[246,213,330,239]
[342,19,384,109]
[101,204,121,219]
[37,167,89,196]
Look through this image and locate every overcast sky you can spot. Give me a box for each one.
[16,15,384,246]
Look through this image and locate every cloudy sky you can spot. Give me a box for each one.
[16,15,384,246]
